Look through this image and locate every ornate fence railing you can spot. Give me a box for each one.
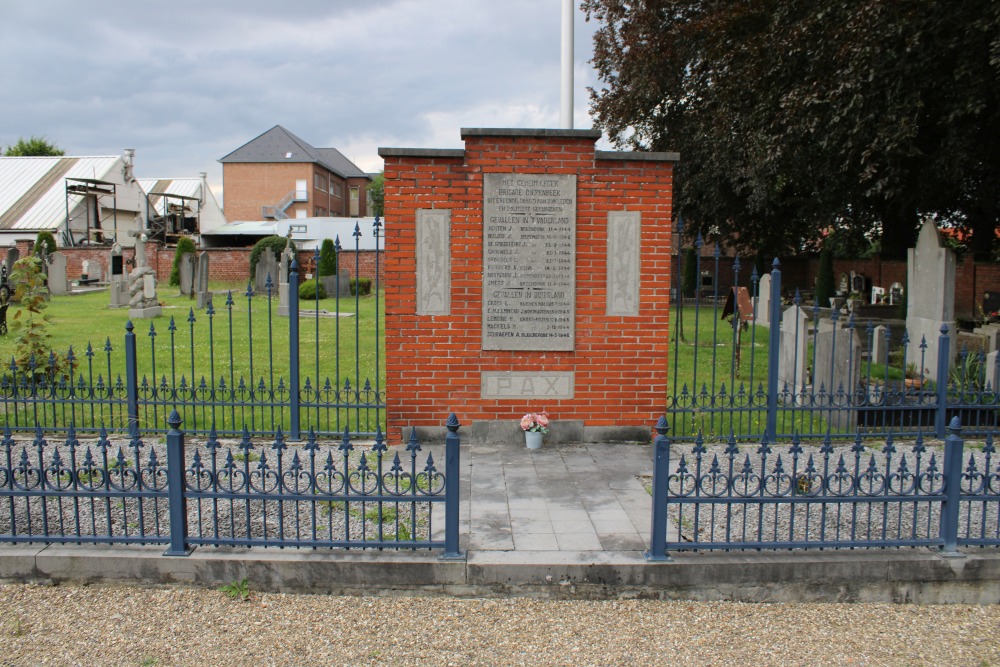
[646,416,1000,560]
[0,220,385,439]
[668,222,1000,441]
[0,413,463,557]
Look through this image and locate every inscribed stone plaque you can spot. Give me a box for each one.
[482,173,576,351]
[606,211,640,316]
[481,372,575,399]
[416,209,451,315]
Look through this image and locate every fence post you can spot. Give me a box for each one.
[124,320,139,434]
[765,259,782,442]
[289,259,300,440]
[644,416,672,562]
[935,324,951,439]
[939,415,964,556]
[440,413,464,560]
[163,409,192,556]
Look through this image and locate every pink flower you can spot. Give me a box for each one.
[520,415,534,431]
[535,413,549,428]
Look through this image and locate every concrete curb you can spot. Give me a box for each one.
[3,545,999,603]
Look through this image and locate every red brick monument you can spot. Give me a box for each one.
[379,128,677,443]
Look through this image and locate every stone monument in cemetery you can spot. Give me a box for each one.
[813,327,863,429]
[127,230,160,319]
[48,251,68,296]
[4,248,18,275]
[778,305,809,398]
[379,128,678,443]
[255,247,278,295]
[195,252,211,309]
[756,273,772,327]
[178,252,195,296]
[906,219,955,382]
[277,243,294,317]
[108,244,128,307]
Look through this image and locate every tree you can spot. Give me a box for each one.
[583,0,1000,259]
[34,231,57,256]
[367,173,384,218]
[249,235,296,285]
[318,238,338,277]
[814,246,835,308]
[170,236,197,287]
[9,256,59,378]
[4,136,64,156]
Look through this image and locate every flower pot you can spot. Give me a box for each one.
[525,431,543,449]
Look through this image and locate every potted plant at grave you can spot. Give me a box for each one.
[904,363,926,389]
[520,411,550,449]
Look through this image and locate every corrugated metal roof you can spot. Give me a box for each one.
[137,177,204,216]
[218,125,369,179]
[0,155,123,231]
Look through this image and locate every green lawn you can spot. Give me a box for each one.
[0,282,385,435]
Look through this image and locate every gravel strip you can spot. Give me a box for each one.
[0,583,998,666]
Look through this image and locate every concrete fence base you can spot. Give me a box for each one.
[2,545,999,604]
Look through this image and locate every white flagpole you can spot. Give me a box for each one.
[560,0,574,129]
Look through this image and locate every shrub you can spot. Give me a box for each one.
[350,278,372,296]
[249,236,296,281]
[298,278,327,301]
[814,246,835,307]
[681,248,698,298]
[34,231,57,256]
[169,236,197,287]
[9,256,60,376]
[318,238,338,277]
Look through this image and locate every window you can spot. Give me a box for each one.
[332,181,342,198]
[314,173,328,192]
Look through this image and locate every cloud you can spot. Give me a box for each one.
[1,0,604,199]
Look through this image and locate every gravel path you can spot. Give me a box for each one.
[1,584,998,666]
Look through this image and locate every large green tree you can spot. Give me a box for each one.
[583,0,1000,259]
[367,172,384,218]
[4,136,64,157]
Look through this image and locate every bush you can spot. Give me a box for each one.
[318,238,337,277]
[350,278,372,296]
[249,236,296,281]
[298,278,327,301]
[814,246,835,307]
[681,248,697,298]
[34,231,57,256]
[169,236,197,287]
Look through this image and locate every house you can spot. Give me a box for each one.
[219,126,372,222]
[136,173,227,242]
[0,150,145,247]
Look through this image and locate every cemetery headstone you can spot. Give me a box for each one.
[755,273,771,327]
[178,252,195,296]
[871,325,889,366]
[906,220,955,382]
[47,251,68,296]
[127,234,160,319]
[108,245,128,308]
[195,252,211,309]
[277,244,293,317]
[778,305,809,398]
[5,248,18,275]
[814,327,863,430]
[987,350,1000,392]
[255,247,278,295]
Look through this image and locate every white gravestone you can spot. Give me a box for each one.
[778,305,810,399]
[755,273,771,327]
[906,220,956,383]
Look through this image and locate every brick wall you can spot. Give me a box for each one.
[380,129,677,442]
[46,246,383,286]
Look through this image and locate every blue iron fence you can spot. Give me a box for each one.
[646,416,1000,560]
[0,413,462,557]
[0,220,385,439]
[668,222,1000,441]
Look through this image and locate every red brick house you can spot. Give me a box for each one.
[219,125,372,221]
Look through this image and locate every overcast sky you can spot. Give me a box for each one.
[0,1,607,204]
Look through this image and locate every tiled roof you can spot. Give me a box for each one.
[218,125,369,180]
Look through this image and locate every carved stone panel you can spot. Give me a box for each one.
[416,209,451,315]
[606,211,640,316]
